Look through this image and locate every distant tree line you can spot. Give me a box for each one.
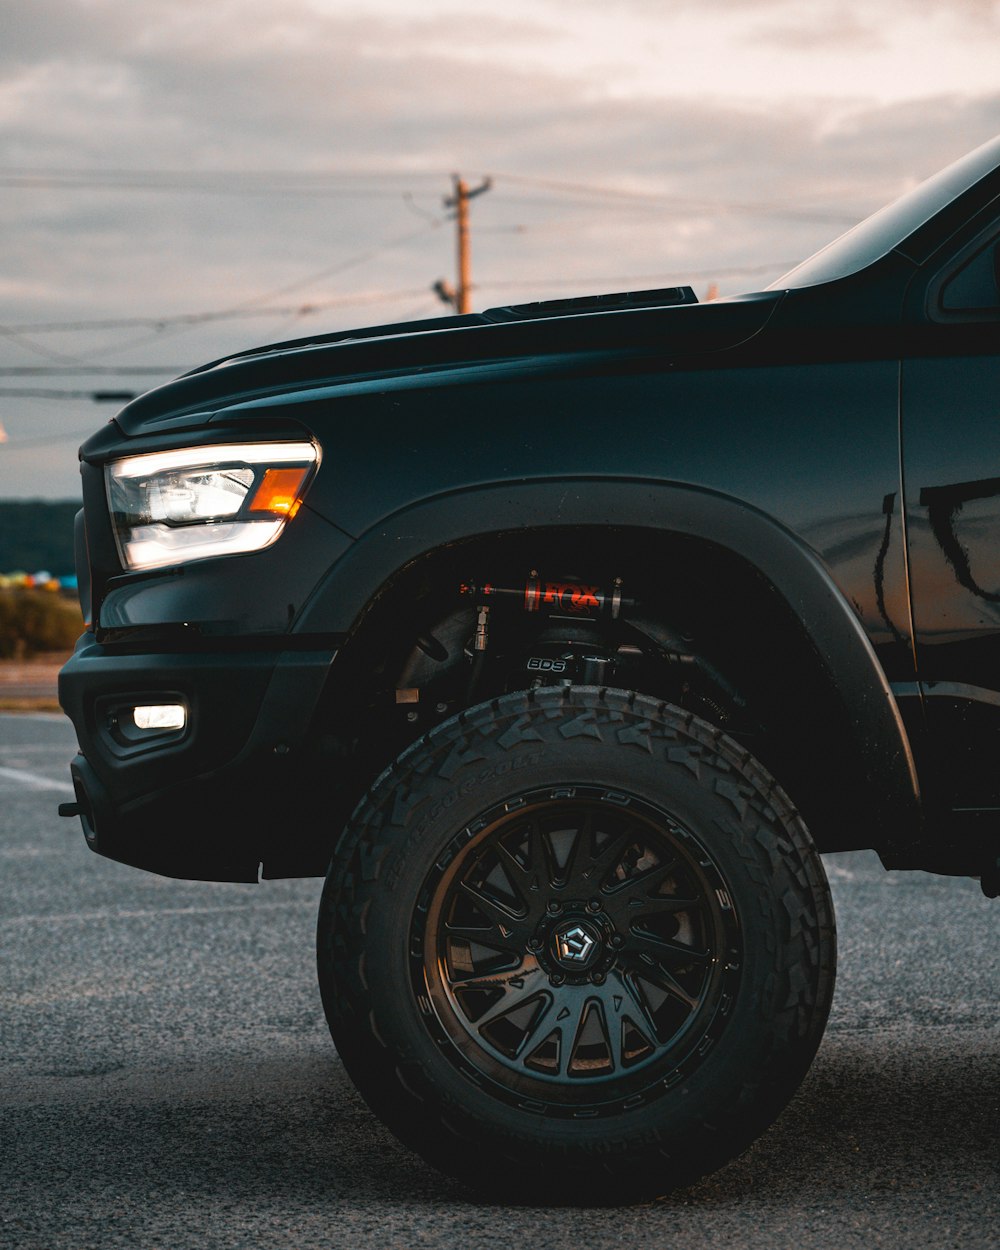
[0,501,79,576]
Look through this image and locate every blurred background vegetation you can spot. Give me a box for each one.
[0,501,81,657]
[0,590,83,658]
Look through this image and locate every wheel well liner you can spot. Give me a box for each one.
[295,478,920,854]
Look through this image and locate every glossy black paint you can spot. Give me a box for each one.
[60,643,335,881]
[900,203,1000,831]
[60,138,1000,882]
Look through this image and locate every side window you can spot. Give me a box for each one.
[940,237,1000,312]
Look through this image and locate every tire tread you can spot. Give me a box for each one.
[317,687,836,1202]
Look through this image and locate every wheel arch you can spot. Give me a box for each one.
[295,477,920,857]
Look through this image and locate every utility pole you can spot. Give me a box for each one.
[434,174,492,314]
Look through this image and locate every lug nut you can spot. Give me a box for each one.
[546,901,562,916]
[591,971,606,985]
[587,898,601,912]
[610,934,624,949]
[549,972,566,987]
[527,937,542,952]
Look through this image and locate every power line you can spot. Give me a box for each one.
[0,164,447,173]
[4,287,432,335]
[0,180,424,198]
[477,261,796,290]
[176,225,442,312]
[3,257,791,340]
[0,164,865,223]
[0,388,135,400]
[0,166,451,181]
[93,222,445,360]
[0,258,793,445]
[0,171,452,199]
[0,321,95,367]
[491,172,863,223]
[0,366,187,377]
[0,223,445,373]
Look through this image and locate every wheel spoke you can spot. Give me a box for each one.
[511,993,556,1057]
[451,953,537,993]
[512,985,587,1077]
[581,832,633,891]
[587,972,649,1070]
[473,967,547,1032]
[525,820,551,886]
[629,929,711,969]
[495,840,530,885]
[554,988,590,1076]
[637,895,700,915]
[603,856,680,908]
[560,810,593,889]
[457,883,531,945]
[568,999,611,1074]
[635,857,681,894]
[423,787,737,1093]
[443,921,523,954]
[490,822,554,919]
[607,968,658,1034]
[626,957,700,1012]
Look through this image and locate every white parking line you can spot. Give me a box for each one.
[0,764,73,792]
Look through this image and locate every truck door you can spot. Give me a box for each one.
[901,218,1000,843]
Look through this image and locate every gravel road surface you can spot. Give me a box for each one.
[1,712,997,1248]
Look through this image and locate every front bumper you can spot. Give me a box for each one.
[59,637,336,881]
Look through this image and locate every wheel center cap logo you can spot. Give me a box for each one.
[554,922,597,964]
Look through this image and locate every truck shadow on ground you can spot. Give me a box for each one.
[7,1037,997,1213]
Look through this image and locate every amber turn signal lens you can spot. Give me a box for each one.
[248,467,309,517]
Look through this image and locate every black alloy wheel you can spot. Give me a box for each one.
[414,789,740,1112]
[317,687,835,1204]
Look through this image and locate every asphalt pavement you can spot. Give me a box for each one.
[1,712,997,1249]
[0,659,63,704]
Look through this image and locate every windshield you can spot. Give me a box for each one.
[767,134,1000,290]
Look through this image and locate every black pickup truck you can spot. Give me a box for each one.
[60,136,1000,1203]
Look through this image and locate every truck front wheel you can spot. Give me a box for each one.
[316,687,835,1203]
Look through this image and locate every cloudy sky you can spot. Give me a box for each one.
[1,0,999,498]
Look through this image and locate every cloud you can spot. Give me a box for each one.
[916,0,1000,25]
[748,7,886,51]
[0,5,575,176]
[560,0,1000,23]
[1,0,999,496]
[549,1,794,11]
[732,0,1000,53]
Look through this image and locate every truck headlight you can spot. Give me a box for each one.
[105,441,318,571]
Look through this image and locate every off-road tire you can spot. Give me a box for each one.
[316,687,835,1203]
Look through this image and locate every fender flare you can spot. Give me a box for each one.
[296,476,920,844]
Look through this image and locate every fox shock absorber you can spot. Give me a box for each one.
[459,573,633,700]
[461,573,629,622]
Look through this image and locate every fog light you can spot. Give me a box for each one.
[132,704,186,731]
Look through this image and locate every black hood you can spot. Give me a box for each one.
[111,287,782,437]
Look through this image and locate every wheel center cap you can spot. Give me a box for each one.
[550,918,602,969]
